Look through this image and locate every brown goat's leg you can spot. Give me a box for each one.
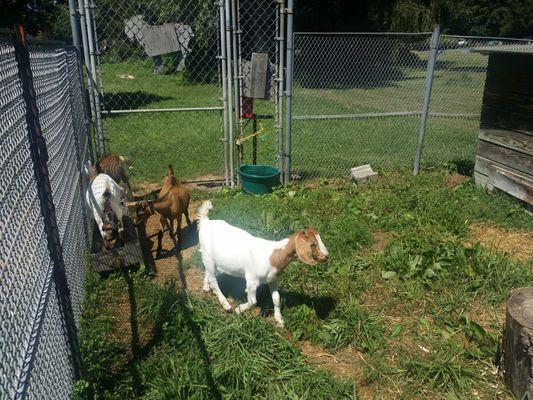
[156,217,169,258]
[184,209,192,227]
[123,173,133,200]
[155,230,164,259]
[175,217,182,250]
[168,218,175,243]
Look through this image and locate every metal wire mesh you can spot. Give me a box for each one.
[290,33,532,180]
[235,0,283,168]
[291,33,430,179]
[91,0,226,185]
[0,36,90,399]
[29,44,91,324]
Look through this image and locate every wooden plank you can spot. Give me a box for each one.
[142,23,180,57]
[247,52,269,99]
[91,241,144,272]
[476,140,533,176]
[480,106,533,136]
[475,156,533,203]
[485,54,533,95]
[476,153,533,186]
[489,164,533,205]
[474,170,490,188]
[482,89,533,116]
[478,129,533,156]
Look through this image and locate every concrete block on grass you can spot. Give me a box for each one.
[350,164,378,183]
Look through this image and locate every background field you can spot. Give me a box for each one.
[99,46,490,185]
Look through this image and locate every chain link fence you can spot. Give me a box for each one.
[89,0,226,187]
[234,0,284,172]
[0,35,90,399]
[289,32,531,180]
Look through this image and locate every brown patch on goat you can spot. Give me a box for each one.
[270,228,327,273]
[96,152,132,197]
[269,235,297,273]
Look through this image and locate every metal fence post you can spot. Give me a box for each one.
[83,0,105,158]
[225,0,236,187]
[283,0,294,184]
[219,0,230,186]
[276,0,286,174]
[68,0,81,52]
[230,0,241,185]
[413,25,440,175]
[77,0,97,161]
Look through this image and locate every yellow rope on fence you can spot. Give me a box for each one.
[235,120,266,145]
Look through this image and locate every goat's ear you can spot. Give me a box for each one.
[295,232,317,266]
[167,164,174,176]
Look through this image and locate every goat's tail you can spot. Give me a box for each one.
[197,200,213,221]
[119,155,132,165]
[167,164,174,177]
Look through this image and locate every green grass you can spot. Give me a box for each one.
[78,171,532,399]
[99,48,489,185]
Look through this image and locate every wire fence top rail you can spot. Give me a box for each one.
[294,31,434,35]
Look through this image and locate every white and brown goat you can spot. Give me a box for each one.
[197,200,329,327]
[94,153,132,198]
[86,173,125,249]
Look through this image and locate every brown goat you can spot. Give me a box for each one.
[95,153,132,198]
[134,165,191,257]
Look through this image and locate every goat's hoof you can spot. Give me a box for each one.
[203,286,211,293]
[276,320,285,328]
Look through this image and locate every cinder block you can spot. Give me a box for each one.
[350,164,378,183]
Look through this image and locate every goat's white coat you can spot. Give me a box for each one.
[86,173,124,241]
[197,200,328,326]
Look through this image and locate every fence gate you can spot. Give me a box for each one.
[81,0,285,188]
[85,0,225,187]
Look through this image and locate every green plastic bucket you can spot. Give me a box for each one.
[238,164,280,194]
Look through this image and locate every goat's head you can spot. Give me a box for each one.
[294,228,329,266]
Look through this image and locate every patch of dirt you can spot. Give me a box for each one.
[298,341,364,380]
[141,200,203,286]
[103,282,155,358]
[468,301,506,334]
[369,230,391,253]
[443,173,470,189]
[297,340,404,399]
[132,182,161,198]
[467,223,533,264]
[186,174,224,192]
[133,174,224,198]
